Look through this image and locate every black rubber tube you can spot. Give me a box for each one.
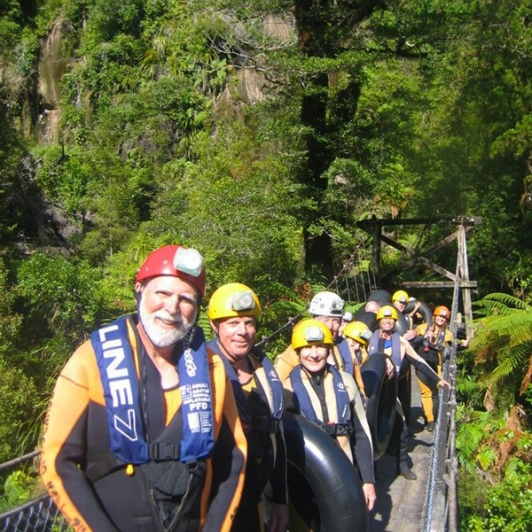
[412,303,432,323]
[352,308,378,331]
[284,412,369,531]
[392,311,410,335]
[360,354,397,460]
[367,289,392,305]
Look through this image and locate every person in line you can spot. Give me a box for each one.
[274,291,358,387]
[342,320,373,403]
[391,290,418,342]
[412,305,469,431]
[365,300,381,314]
[207,283,288,532]
[339,311,353,336]
[283,319,376,511]
[343,320,373,367]
[40,245,247,532]
[368,305,451,480]
[391,289,418,425]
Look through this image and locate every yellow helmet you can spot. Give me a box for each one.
[376,305,399,321]
[291,319,333,351]
[343,321,372,346]
[207,283,261,320]
[392,290,409,304]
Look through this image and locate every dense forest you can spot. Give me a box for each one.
[1,0,531,528]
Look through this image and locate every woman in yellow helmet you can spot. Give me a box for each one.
[342,320,373,402]
[283,319,376,512]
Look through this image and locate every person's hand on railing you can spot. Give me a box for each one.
[438,378,452,389]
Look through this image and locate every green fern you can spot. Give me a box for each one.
[469,293,532,412]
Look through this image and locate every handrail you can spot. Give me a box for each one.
[0,450,69,532]
[422,234,462,531]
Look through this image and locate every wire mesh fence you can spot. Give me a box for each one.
[0,451,69,532]
[0,494,69,532]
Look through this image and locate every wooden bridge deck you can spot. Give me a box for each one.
[370,370,434,532]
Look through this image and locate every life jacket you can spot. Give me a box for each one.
[207,340,284,434]
[422,324,447,351]
[289,365,352,436]
[368,330,402,376]
[91,317,215,466]
[335,337,354,375]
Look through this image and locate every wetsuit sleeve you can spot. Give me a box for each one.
[270,426,288,505]
[347,378,375,485]
[40,344,119,532]
[273,346,299,383]
[204,364,247,532]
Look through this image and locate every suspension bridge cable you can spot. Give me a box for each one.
[256,239,368,349]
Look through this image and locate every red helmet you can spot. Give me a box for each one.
[135,245,206,296]
[433,305,450,320]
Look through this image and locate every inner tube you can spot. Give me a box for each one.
[404,300,432,326]
[284,412,368,531]
[360,354,397,460]
[352,308,378,331]
[367,289,391,306]
[392,310,410,335]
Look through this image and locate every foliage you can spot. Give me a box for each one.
[464,293,532,414]
[457,403,532,531]
[16,253,106,349]
[457,291,532,530]
[1,3,532,527]
[0,362,38,463]
[0,470,37,513]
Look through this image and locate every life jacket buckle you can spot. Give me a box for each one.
[149,442,181,462]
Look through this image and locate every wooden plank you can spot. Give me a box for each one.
[379,234,457,281]
[402,281,477,289]
[356,216,482,230]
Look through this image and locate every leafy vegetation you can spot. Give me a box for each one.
[0,0,531,524]
[456,293,532,530]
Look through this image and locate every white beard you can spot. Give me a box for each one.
[138,301,196,348]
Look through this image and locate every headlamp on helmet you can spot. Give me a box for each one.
[392,290,409,304]
[376,305,399,321]
[174,247,204,278]
[305,326,325,343]
[343,321,372,345]
[291,319,334,350]
[207,283,261,320]
[433,305,451,320]
[135,245,206,296]
[231,291,256,312]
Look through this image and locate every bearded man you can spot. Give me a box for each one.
[40,245,247,532]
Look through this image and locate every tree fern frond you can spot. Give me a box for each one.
[478,293,531,311]
[476,447,497,471]
[457,421,485,460]
[484,349,528,385]
[457,376,485,395]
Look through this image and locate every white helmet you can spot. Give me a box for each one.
[309,291,345,317]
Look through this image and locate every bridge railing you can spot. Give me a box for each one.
[422,253,463,532]
[0,451,68,532]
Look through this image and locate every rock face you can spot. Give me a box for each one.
[36,16,73,144]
